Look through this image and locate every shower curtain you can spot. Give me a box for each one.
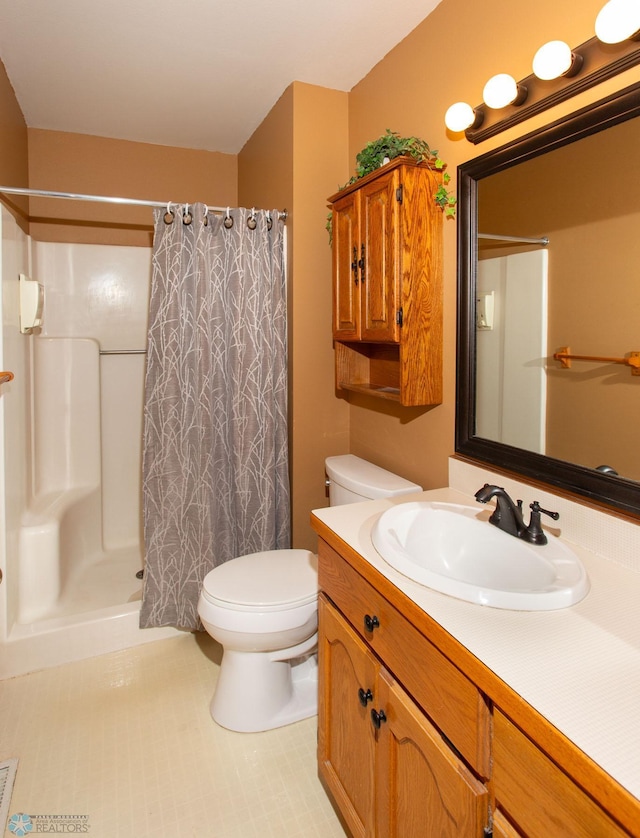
[140,204,290,630]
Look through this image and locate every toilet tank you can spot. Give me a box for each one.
[325,454,422,506]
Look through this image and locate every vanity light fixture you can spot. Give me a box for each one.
[445,1,640,143]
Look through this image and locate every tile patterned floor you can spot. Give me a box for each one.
[0,633,346,837]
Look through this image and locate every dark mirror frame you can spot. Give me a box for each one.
[456,81,640,517]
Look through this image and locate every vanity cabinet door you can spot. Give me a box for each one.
[318,595,377,837]
[376,669,489,838]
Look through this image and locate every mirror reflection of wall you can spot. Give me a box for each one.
[477,116,640,481]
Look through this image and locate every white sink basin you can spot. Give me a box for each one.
[371,501,590,610]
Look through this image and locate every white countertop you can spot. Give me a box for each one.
[313,486,640,802]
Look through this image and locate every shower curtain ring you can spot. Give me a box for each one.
[182,203,192,225]
[266,210,272,231]
[247,207,257,230]
[224,207,234,229]
[163,202,175,225]
[203,204,209,226]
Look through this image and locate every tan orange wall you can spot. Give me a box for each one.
[239,83,350,550]
[0,60,28,230]
[27,129,238,247]
[238,86,294,217]
[344,0,640,492]
[291,83,350,547]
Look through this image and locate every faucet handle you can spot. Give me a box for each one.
[531,501,560,521]
[526,501,560,545]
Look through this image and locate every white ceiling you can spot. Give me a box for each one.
[0,0,442,155]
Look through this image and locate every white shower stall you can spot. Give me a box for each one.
[0,205,179,679]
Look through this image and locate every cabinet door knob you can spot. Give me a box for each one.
[370,708,387,729]
[364,614,380,633]
[358,687,373,707]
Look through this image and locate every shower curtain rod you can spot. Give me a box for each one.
[478,232,548,245]
[0,186,288,220]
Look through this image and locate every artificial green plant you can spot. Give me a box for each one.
[327,129,456,242]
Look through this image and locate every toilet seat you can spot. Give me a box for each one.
[201,549,318,612]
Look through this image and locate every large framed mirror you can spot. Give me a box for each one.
[456,81,640,516]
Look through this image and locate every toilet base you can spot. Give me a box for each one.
[210,636,318,733]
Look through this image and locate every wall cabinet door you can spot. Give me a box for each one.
[332,189,361,340]
[318,596,489,838]
[357,169,399,342]
[332,169,399,344]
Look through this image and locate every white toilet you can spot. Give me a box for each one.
[197,454,422,732]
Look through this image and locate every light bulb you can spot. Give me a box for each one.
[445,102,476,132]
[595,0,640,44]
[483,74,522,109]
[533,41,573,80]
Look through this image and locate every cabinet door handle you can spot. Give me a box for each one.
[370,708,387,729]
[358,243,365,284]
[358,688,373,707]
[351,246,359,285]
[364,614,380,633]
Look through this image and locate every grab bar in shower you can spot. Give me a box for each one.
[553,346,640,376]
[99,349,147,355]
[0,370,14,384]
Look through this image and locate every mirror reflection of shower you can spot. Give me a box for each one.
[476,246,548,455]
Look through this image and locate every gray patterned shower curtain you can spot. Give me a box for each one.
[140,204,290,630]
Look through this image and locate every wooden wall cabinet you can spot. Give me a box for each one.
[328,158,443,406]
[318,540,490,837]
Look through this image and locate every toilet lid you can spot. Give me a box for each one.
[201,549,318,610]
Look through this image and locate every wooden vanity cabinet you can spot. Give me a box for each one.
[314,525,640,838]
[329,158,443,406]
[318,539,491,837]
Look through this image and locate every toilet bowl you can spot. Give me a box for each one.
[197,455,422,733]
[198,549,318,732]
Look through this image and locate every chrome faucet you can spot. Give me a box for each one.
[474,484,559,545]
